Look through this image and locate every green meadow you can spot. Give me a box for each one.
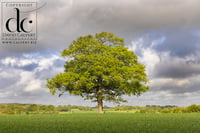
[0,113,199,133]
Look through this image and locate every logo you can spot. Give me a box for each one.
[6,8,33,33]
[1,2,37,45]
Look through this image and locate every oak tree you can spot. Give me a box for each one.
[46,32,149,113]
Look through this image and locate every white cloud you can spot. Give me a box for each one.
[1,57,37,67]
[130,38,161,78]
[36,55,60,72]
[129,36,200,100]
[140,48,160,77]
[1,57,17,67]
[129,38,144,51]
[24,79,43,92]
[0,54,64,95]
[0,54,64,71]
[151,78,190,89]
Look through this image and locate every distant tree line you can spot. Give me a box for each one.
[0,104,92,114]
[113,105,200,113]
[0,104,200,114]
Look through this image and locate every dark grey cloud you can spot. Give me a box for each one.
[129,28,200,58]
[154,29,200,57]
[21,64,39,71]
[1,63,39,71]
[151,77,200,94]
[154,58,200,79]
[2,0,200,55]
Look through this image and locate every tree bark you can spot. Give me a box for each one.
[97,89,103,114]
[97,97,103,114]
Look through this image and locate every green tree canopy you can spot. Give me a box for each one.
[46,32,149,113]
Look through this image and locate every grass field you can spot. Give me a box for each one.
[0,113,199,133]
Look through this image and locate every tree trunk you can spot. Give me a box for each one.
[97,89,103,114]
[97,97,103,113]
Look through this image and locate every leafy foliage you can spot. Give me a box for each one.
[46,32,149,106]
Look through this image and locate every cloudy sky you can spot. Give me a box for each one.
[0,0,200,106]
